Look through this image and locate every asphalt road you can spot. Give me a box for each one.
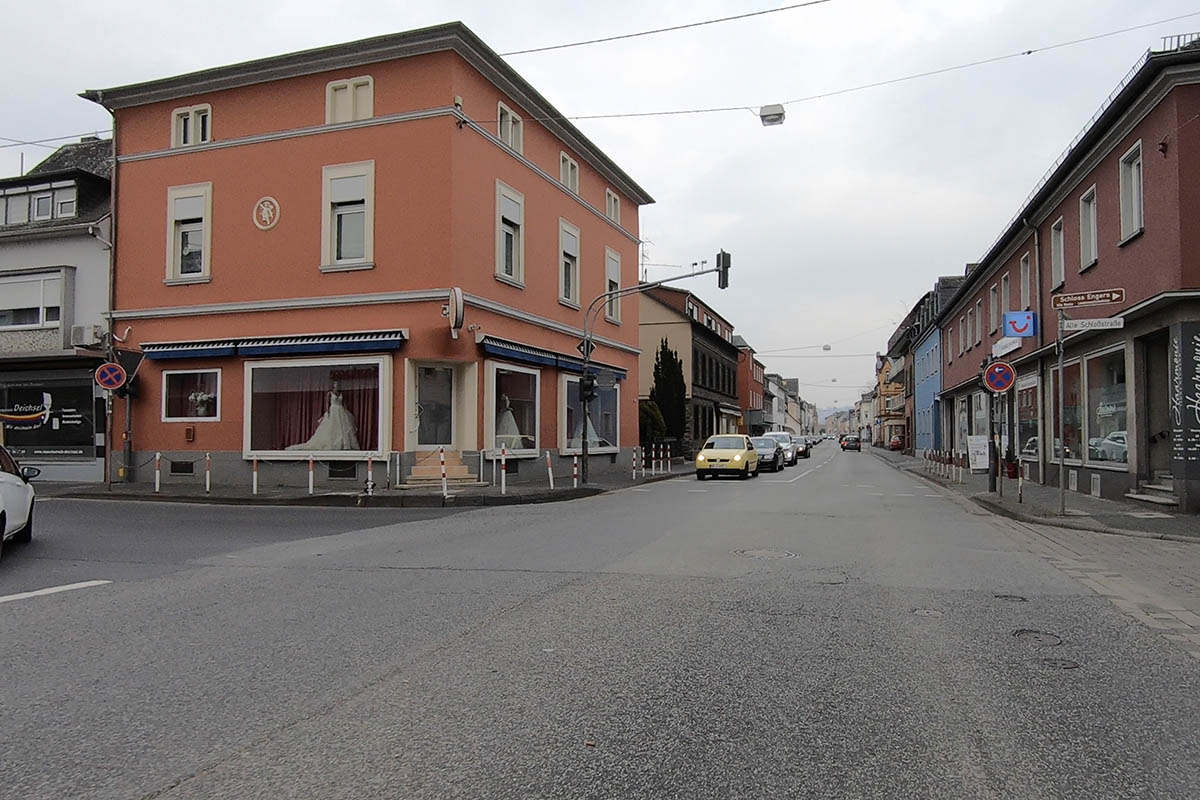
[2,446,1198,799]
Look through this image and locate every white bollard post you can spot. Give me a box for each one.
[204,452,211,494]
[366,456,374,496]
[632,447,637,480]
[545,450,555,490]
[440,446,447,498]
[1018,461,1024,503]
[154,452,161,494]
[573,454,579,489]
[308,455,314,495]
[500,446,507,495]
[667,442,672,473]
[252,457,259,495]
[641,446,646,478]
[491,450,497,485]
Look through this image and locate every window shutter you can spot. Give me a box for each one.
[173,195,204,220]
[330,175,366,204]
[501,193,522,224]
[353,81,372,118]
[331,85,352,122]
[3,279,44,308]
[560,227,578,257]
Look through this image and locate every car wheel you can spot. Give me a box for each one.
[14,505,32,544]
[696,471,705,481]
[740,465,750,480]
[0,512,5,561]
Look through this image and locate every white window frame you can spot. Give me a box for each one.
[495,181,525,286]
[1079,184,1098,269]
[320,161,375,271]
[243,355,390,460]
[559,373,620,455]
[975,300,983,345]
[559,218,580,307]
[54,186,76,218]
[559,152,579,193]
[605,189,621,225]
[165,182,213,283]
[1050,216,1065,288]
[1020,252,1031,309]
[1000,273,1011,316]
[0,273,61,329]
[325,77,373,124]
[4,193,28,225]
[604,247,621,322]
[171,104,212,148]
[958,317,965,355]
[484,360,540,457]
[31,192,53,222]
[1118,141,1143,241]
[161,368,222,423]
[497,102,523,154]
[988,284,998,333]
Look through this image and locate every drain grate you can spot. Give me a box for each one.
[731,548,799,560]
[994,594,1028,602]
[1013,629,1062,646]
[1040,657,1080,670]
[913,608,944,617]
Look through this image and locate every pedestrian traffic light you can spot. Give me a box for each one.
[580,373,597,402]
[717,249,731,289]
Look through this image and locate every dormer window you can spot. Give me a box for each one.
[172,104,211,148]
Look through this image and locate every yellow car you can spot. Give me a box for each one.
[695,435,759,480]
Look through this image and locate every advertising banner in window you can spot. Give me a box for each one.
[0,373,96,460]
[1170,322,1200,478]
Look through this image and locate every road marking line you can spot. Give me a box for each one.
[867,492,886,496]
[924,494,943,498]
[0,580,112,605]
[687,489,707,493]
[896,493,915,497]
[631,488,652,492]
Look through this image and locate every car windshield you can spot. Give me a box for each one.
[751,438,775,448]
[765,433,790,442]
[705,437,746,450]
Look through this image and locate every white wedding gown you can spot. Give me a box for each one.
[287,391,361,450]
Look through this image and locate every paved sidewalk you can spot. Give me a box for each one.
[870,447,1199,542]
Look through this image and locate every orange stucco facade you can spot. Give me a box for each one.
[99,25,651,486]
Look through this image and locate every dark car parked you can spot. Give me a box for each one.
[790,434,811,459]
[751,437,786,472]
[841,435,862,452]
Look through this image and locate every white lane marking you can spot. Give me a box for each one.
[867,492,886,496]
[631,488,652,492]
[896,493,915,497]
[924,494,944,498]
[687,489,707,493]
[0,580,112,605]
[856,484,874,488]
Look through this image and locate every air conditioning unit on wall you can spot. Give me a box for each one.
[70,324,103,347]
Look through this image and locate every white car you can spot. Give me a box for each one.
[0,445,39,559]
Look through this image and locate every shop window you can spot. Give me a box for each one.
[955,396,969,452]
[1017,379,1039,460]
[563,375,618,453]
[1051,363,1083,461]
[1085,349,1127,463]
[971,392,988,436]
[492,364,538,453]
[162,369,220,421]
[247,359,382,455]
[0,375,96,461]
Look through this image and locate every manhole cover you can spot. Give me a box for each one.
[1040,657,1080,670]
[994,594,1028,602]
[731,548,799,560]
[1013,629,1062,646]
[913,608,943,617]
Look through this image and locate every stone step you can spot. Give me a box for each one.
[413,450,463,466]
[410,464,473,478]
[403,475,484,486]
[1141,482,1177,496]
[1125,491,1180,508]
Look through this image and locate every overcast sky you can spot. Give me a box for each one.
[4,0,1196,409]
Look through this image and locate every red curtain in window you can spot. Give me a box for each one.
[251,364,378,451]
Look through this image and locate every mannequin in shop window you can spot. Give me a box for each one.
[495,393,528,449]
[287,381,360,450]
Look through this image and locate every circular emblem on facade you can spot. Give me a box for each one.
[253,197,281,230]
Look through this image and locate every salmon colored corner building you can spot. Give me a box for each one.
[83,22,653,488]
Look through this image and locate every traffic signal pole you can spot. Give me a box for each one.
[578,259,728,484]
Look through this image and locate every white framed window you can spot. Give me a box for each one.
[321,161,374,270]
[165,183,212,282]
[171,104,212,147]
[975,300,982,344]
[326,77,373,124]
[559,219,580,306]
[486,360,539,455]
[966,310,973,349]
[1050,216,1065,288]
[0,274,60,328]
[1020,252,1031,309]
[496,181,525,285]
[988,284,998,333]
[605,247,621,321]
[1001,273,1010,315]
[560,373,619,454]
[559,152,579,193]
[55,186,76,218]
[31,192,53,221]
[244,355,389,459]
[1118,141,1143,240]
[162,369,221,422]
[605,189,621,224]
[958,317,965,355]
[498,102,523,153]
[1079,185,1098,268]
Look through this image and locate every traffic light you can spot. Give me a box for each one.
[717,249,731,289]
[579,373,597,402]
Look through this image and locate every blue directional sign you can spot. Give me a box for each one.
[1002,311,1037,338]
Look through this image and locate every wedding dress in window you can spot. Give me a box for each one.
[287,391,360,450]
[494,394,526,449]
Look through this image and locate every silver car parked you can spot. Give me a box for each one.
[763,432,798,466]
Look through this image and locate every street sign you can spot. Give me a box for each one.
[983,360,1016,393]
[1051,288,1125,309]
[1061,317,1125,331]
[576,338,595,358]
[594,369,616,389]
[992,337,1021,358]
[94,362,127,391]
[1001,311,1037,338]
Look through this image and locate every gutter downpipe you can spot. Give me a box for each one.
[1023,217,1043,485]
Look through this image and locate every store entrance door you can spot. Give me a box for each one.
[415,366,454,449]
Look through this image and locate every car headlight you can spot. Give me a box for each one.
[697,454,706,462]
[733,454,742,462]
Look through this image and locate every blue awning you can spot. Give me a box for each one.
[142,330,407,360]
[477,335,626,379]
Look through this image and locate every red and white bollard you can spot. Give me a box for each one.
[500,446,507,495]
[545,450,555,490]
[573,454,579,489]
[204,452,211,494]
[308,455,314,495]
[666,442,672,473]
[366,455,374,496]
[632,447,637,480]
[252,457,259,495]
[154,452,161,494]
[439,446,448,498]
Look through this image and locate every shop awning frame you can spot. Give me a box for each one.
[141,329,408,360]
[476,334,627,379]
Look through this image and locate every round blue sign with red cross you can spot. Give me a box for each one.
[983,361,1016,394]
[95,362,128,391]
